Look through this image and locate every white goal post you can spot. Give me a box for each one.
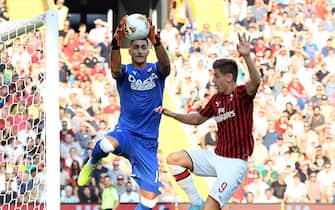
[0,9,59,209]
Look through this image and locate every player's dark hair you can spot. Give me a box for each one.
[130,38,149,45]
[212,58,238,82]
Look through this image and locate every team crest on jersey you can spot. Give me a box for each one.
[215,101,221,107]
[128,73,158,91]
[229,94,233,101]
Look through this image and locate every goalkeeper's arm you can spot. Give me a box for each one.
[111,17,126,79]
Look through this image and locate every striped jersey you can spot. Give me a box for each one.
[200,85,255,160]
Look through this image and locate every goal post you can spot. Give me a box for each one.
[0,9,59,209]
[45,9,60,210]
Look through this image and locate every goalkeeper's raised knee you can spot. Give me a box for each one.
[90,137,115,165]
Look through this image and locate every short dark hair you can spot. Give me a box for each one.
[130,38,149,45]
[212,58,238,82]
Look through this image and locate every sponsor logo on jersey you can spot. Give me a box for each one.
[215,107,235,122]
[128,73,158,91]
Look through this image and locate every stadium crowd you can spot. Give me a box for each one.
[0,0,335,207]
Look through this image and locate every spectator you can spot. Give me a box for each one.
[309,105,326,130]
[65,147,83,168]
[239,7,257,29]
[274,151,295,172]
[0,0,8,21]
[271,171,287,199]
[17,172,33,203]
[60,120,74,142]
[250,0,268,22]
[60,133,82,160]
[59,60,71,84]
[311,86,327,106]
[78,186,99,204]
[169,0,188,30]
[83,47,99,69]
[260,188,279,203]
[87,19,109,46]
[232,158,260,202]
[68,160,81,187]
[198,23,215,43]
[287,77,304,99]
[274,112,290,135]
[74,121,95,150]
[261,159,279,186]
[175,72,201,111]
[95,120,108,140]
[106,158,127,185]
[181,23,199,50]
[296,90,311,111]
[313,146,330,171]
[303,33,318,62]
[323,73,335,98]
[251,136,269,166]
[160,21,179,50]
[91,162,108,185]
[269,134,289,158]
[0,181,18,205]
[284,1,300,18]
[275,86,296,112]
[300,121,319,157]
[284,173,308,202]
[305,172,324,202]
[120,181,140,203]
[244,173,269,202]
[114,175,126,198]
[62,29,80,59]
[317,162,335,197]
[101,176,119,210]
[243,191,255,203]
[263,120,281,149]
[55,0,69,30]
[97,35,111,67]
[199,121,217,150]
[60,165,71,190]
[59,19,71,37]
[60,185,79,203]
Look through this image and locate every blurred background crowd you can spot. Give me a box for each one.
[0,0,335,207]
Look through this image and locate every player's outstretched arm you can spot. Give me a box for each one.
[237,33,260,96]
[155,106,208,125]
[147,17,170,77]
[111,16,126,79]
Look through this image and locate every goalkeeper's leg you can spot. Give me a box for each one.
[78,137,116,186]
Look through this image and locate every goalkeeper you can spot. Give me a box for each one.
[78,16,170,210]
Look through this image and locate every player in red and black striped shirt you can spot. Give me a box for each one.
[155,33,260,210]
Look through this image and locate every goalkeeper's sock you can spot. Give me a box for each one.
[90,138,115,165]
[168,164,202,205]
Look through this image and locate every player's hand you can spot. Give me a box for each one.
[113,16,127,47]
[147,17,159,45]
[154,106,174,117]
[237,32,251,57]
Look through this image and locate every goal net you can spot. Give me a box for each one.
[0,10,59,210]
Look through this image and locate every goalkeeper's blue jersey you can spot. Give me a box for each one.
[115,63,167,139]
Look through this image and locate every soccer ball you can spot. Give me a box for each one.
[124,14,150,40]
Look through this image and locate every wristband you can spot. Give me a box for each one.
[111,38,120,50]
[154,35,161,47]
